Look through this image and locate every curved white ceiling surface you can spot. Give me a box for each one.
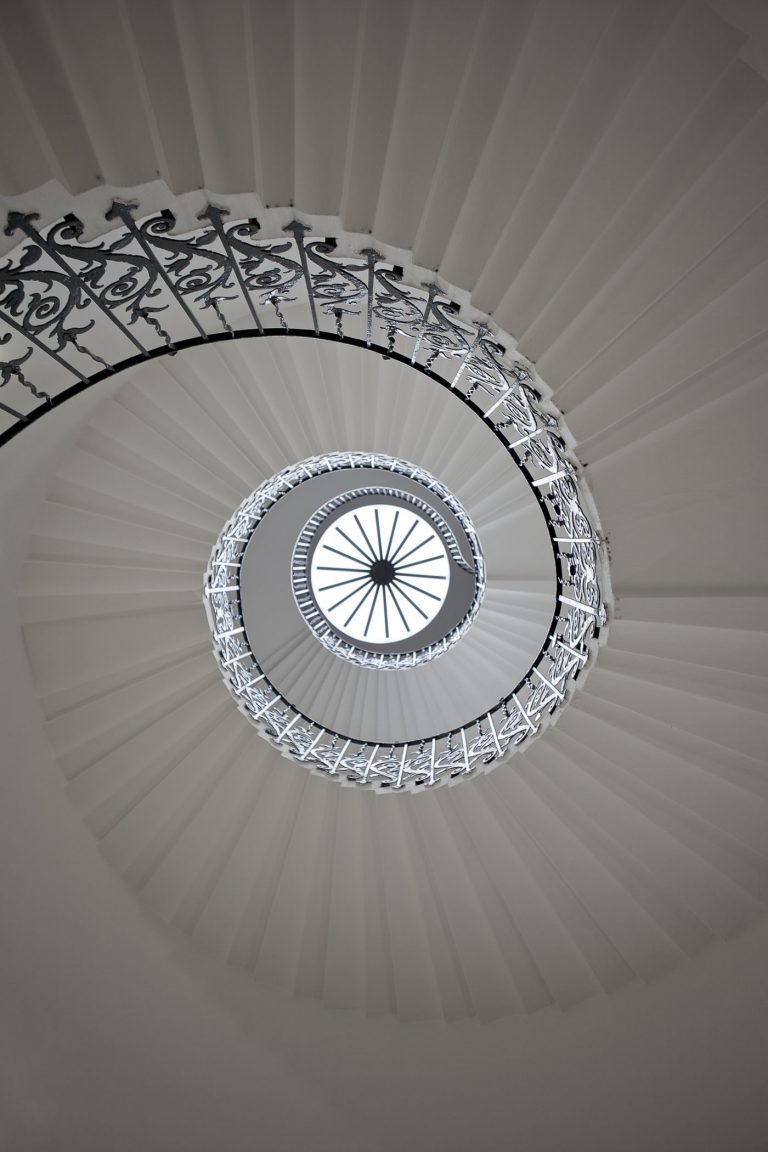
[2,3,768,1149]
[17,323,768,1024]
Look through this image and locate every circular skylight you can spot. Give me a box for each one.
[291,473,485,670]
[309,503,450,645]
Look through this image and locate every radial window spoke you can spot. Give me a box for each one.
[322,543,371,567]
[386,583,411,634]
[316,562,371,571]
[318,574,371,593]
[364,585,381,638]
[392,535,433,566]
[374,508,384,560]
[395,554,445,569]
[381,584,391,640]
[388,520,419,566]
[353,514,378,562]
[389,581,429,620]
[394,576,443,602]
[334,528,376,565]
[384,509,400,561]
[343,580,377,629]
[330,578,375,613]
[394,572,447,582]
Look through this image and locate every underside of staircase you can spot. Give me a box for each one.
[1,2,767,1150]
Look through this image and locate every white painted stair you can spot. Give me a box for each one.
[3,0,768,1025]
[18,333,768,1021]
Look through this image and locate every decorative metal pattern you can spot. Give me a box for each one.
[1,201,608,789]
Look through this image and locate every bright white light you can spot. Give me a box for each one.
[310,503,450,645]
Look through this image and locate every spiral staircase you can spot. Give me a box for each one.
[1,2,768,1150]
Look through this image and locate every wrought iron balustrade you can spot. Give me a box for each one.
[0,201,608,787]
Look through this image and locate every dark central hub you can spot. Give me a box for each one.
[370,558,396,586]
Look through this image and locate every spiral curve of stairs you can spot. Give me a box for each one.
[2,0,768,1147]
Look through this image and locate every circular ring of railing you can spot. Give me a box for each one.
[205,440,604,790]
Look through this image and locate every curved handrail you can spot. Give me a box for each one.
[1,202,608,788]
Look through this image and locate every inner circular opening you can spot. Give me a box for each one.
[309,502,450,646]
